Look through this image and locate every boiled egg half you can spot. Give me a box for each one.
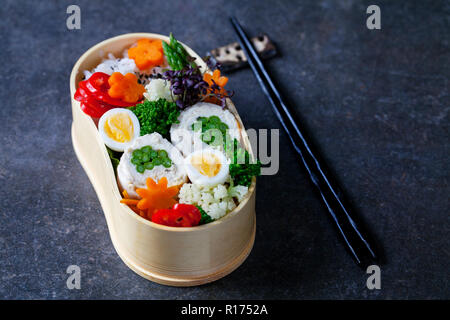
[185,149,229,187]
[98,108,140,152]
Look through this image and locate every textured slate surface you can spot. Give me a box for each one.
[0,0,448,299]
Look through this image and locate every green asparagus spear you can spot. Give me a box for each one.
[163,33,196,70]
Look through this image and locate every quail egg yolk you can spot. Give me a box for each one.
[104,113,134,143]
[191,153,222,177]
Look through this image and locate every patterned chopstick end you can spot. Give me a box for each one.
[206,34,277,72]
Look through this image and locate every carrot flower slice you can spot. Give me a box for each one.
[107,72,145,104]
[128,39,164,70]
[204,69,228,88]
[203,69,229,104]
[120,177,179,220]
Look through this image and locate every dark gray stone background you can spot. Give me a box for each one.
[0,0,448,299]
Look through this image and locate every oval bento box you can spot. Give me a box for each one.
[70,33,256,286]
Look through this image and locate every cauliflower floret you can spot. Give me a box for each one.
[214,184,228,200]
[144,79,176,102]
[178,183,240,220]
[228,185,249,202]
[178,183,199,203]
[208,203,226,220]
[227,199,237,211]
[201,192,214,204]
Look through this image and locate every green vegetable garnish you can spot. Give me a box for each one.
[197,206,214,225]
[163,33,196,71]
[192,116,261,186]
[142,146,151,153]
[225,138,261,187]
[131,145,172,173]
[191,116,229,146]
[106,146,122,174]
[153,158,162,166]
[130,98,180,138]
[162,158,172,168]
[158,150,168,158]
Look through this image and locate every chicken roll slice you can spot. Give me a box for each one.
[117,132,187,199]
[170,102,241,157]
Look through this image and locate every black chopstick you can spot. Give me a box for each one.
[230,16,379,268]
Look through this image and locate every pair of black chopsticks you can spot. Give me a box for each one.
[229,17,379,268]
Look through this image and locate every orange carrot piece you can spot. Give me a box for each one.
[120,198,140,206]
[135,177,179,218]
[128,39,164,70]
[203,69,229,104]
[108,72,145,104]
[119,177,179,221]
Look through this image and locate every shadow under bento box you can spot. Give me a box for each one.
[70,33,256,286]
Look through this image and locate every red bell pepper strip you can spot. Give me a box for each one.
[172,204,201,226]
[87,72,109,91]
[79,95,115,118]
[74,82,89,101]
[74,72,140,117]
[151,204,202,227]
[151,208,193,227]
[86,72,137,107]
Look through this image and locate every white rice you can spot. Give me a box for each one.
[83,47,170,86]
[83,50,138,80]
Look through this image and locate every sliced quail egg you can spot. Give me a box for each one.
[98,108,140,152]
[185,148,229,187]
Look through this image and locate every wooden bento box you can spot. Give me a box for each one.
[70,33,256,286]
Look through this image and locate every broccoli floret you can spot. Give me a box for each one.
[197,206,214,225]
[225,138,261,187]
[130,98,180,137]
